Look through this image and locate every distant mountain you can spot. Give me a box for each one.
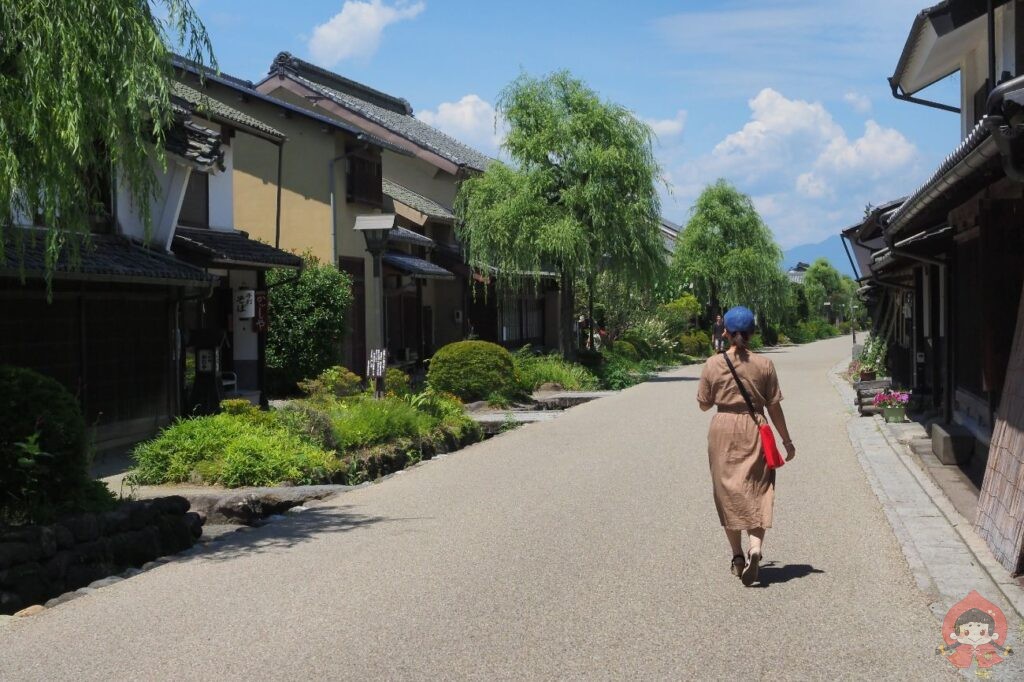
[782,236,856,278]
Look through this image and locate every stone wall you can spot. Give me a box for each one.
[0,497,202,615]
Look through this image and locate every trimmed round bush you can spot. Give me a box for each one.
[0,366,89,520]
[612,340,639,361]
[428,341,517,402]
[678,330,711,357]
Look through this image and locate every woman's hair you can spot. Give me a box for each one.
[731,331,750,349]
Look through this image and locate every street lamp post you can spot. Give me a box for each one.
[355,214,398,398]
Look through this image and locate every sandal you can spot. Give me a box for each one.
[742,550,761,586]
[730,554,745,578]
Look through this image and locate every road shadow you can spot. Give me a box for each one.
[752,561,824,587]
[173,505,401,564]
[645,376,699,383]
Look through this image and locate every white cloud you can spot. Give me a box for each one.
[816,120,916,178]
[417,94,504,155]
[309,1,425,65]
[660,88,920,248]
[843,91,872,114]
[645,110,687,139]
[795,172,832,199]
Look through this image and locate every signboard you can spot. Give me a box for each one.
[197,349,215,374]
[235,288,256,321]
[367,348,387,379]
[254,291,269,332]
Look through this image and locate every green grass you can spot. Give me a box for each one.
[513,348,600,392]
[130,413,340,488]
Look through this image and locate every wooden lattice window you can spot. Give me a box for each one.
[347,154,383,207]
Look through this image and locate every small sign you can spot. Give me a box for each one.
[235,288,256,320]
[197,349,215,374]
[254,291,269,332]
[367,348,387,378]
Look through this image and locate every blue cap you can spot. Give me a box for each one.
[724,306,756,334]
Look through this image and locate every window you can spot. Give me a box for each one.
[347,154,383,207]
[179,170,209,228]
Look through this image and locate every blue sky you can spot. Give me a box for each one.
[191,0,962,249]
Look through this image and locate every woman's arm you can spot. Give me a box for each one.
[766,403,796,461]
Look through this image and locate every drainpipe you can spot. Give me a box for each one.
[988,0,997,97]
[274,141,284,248]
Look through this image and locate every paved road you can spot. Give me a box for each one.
[1,338,956,680]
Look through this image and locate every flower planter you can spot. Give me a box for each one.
[882,406,906,423]
[859,370,877,381]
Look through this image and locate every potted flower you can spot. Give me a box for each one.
[858,361,877,382]
[874,389,910,423]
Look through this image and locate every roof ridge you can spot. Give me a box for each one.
[270,51,413,115]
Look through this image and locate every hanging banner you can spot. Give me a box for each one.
[235,288,256,320]
[254,291,269,332]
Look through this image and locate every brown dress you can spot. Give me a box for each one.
[696,351,784,530]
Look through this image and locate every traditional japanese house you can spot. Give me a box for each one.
[254,52,560,356]
[843,0,1024,573]
[1,89,222,450]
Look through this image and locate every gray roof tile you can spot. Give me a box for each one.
[173,227,302,269]
[269,53,492,172]
[172,81,285,140]
[1,230,214,285]
[383,178,455,222]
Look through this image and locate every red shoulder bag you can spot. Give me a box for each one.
[723,353,785,469]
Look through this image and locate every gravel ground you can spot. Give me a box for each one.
[0,337,957,680]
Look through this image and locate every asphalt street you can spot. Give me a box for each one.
[0,337,958,680]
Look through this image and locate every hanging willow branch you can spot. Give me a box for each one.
[454,70,667,297]
[0,0,214,286]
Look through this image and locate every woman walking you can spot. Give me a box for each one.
[696,306,796,586]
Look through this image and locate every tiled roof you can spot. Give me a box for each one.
[885,118,1002,237]
[269,53,492,172]
[383,178,455,222]
[173,227,302,269]
[382,251,455,280]
[163,109,223,169]
[1,230,214,285]
[171,81,284,140]
[388,226,435,248]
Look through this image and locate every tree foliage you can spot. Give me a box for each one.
[0,0,213,278]
[455,71,667,353]
[266,254,354,395]
[670,180,787,323]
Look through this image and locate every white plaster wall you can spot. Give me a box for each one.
[209,143,234,231]
[116,158,191,252]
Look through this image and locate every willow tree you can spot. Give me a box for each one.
[454,71,666,358]
[0,0,213,280]
[671,180,787,326]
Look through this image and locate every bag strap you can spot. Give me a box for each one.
[722,352,759,423]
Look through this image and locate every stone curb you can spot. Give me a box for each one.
[829,359,1024,622]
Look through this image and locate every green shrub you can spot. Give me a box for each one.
[0,366,94,522]
[220,398,256,415]
[385,367,411,396]
[273,402,340,451]
[427,340,518,402]
[778,333,793,345]
[298,365,363,399]
[678,330,711,357]
[267,254,354,396]
[611,340,638,361]
[656,294,700,335]
[622,317,676,360]
[512,348,600,392]
[130,413,339,487]
[596,354,656,390]
[326,396,435,450]
[749,333,764,350]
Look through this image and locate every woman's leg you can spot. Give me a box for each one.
[748,528,765,556]
[725,528,743,556]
